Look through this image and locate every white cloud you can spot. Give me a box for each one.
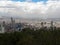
[0,1,60,19]
[48,0,60,1]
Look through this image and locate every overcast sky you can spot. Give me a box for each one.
[0,0,60,19]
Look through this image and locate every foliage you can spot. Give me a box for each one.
[0,28,60,45]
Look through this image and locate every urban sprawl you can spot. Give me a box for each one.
[0,17,60,33]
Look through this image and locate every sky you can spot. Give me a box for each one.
[0,0,60,19]
[12,0,47,2]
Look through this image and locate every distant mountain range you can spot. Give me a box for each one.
[0,16,60,21]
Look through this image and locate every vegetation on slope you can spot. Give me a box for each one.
[0,28,60,45]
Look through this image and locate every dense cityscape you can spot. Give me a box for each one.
[0,17,60,33]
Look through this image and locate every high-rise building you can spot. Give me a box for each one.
[2,21,6,27]
[50,21,54,30]
[0,24,5,33]
[41,22,44,28]
[11,17,15,31]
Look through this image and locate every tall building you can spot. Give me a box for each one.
[2,21,6,27]
[11,17,15,24]
[41,22,44,28]
[50,21,54,30]
[0,24,5,33]
[11,17,15,31]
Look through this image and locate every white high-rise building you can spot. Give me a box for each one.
[0,24,5,33]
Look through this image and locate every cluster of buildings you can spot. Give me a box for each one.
[0,17,24,33]
[0,18,60,33]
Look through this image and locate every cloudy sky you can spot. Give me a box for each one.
[0,0,60,19]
